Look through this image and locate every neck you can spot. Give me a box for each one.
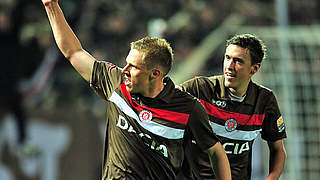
[228,81,250,97]
[142,79,164,98]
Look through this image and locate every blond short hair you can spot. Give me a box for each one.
[131,36,174,76]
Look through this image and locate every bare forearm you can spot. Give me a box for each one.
[267,140,286,180]
[267,149,286,180]
[44,1,82,59]
[207,142,231,180]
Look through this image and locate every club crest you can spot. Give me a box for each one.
[139,110,153,122]
[225,118,237,132]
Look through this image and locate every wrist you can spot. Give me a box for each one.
[266,173,279,180]
[43,0,58,7]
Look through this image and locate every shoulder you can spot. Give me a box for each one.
[252,82,274,94]
[94,60,120,70]
[171,87,203,110]
[250,81,277,102]
[173,87,198,101]
[181,75,221,90]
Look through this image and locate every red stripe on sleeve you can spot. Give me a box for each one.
[119,84,189,125]
[200,99,264,125]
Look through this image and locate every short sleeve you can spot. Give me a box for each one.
[261,92,287,141]
[180,77,200,98]
[90,61,124,100]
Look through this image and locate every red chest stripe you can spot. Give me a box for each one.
[119,84,189,125]
[199,99,264,125]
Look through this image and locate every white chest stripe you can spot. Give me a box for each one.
[109,92,185,139]
[210,121,262,141]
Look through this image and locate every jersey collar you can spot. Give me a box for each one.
[152,77,174,103]
[217,75,256,106]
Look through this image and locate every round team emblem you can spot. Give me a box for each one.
[225,118,237,132]
[139,110,153,122]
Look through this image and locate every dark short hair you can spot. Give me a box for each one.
[226,34,266,64]
[131,36,174,76]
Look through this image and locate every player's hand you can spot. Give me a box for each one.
[42,0,58,6]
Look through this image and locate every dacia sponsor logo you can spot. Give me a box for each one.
[212,99,227,108]
[116,115,168,157]
[223,142,250,154]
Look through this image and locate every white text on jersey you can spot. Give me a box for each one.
[117,115,168,157]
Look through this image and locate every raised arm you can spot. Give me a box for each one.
[206,142,232,180]
[42,0,95,81]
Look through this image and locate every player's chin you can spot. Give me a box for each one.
[125,84,133,92]
[224,80,233,88]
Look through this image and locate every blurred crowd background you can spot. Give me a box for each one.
[0,0,319,180]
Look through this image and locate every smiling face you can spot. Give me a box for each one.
[223,44,260,97]
[122,49,151,94]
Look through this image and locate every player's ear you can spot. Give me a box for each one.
[250,63,261,75]
[151,68,161,79]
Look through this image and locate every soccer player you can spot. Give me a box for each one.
[41,0,231,179]
[181,34,287,180]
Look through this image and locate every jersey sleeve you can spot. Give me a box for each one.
[187,99,220,151]
[90,61,124,100]
[261,91,287,141]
